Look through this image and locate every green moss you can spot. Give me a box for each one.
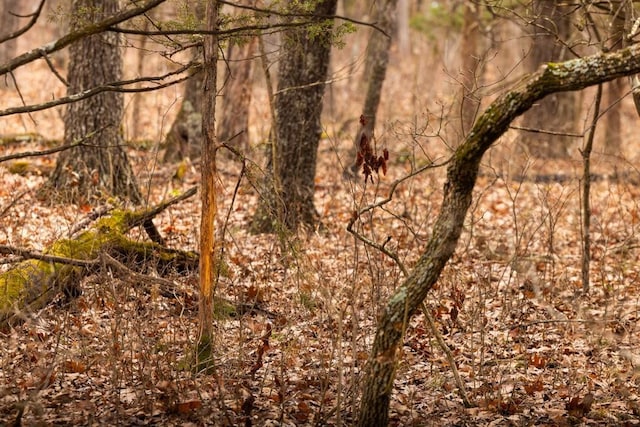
[195,334,215,374]
[0,259,56,311]
[7,161,30,175]
[213,298,236,319]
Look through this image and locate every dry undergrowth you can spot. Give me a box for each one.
[1,13,640,426]
[1,135,640,426]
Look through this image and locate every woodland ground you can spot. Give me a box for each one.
[2,10,640,426]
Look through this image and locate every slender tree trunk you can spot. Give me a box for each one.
[47,0,143,205]
[346,0,397,177]
[0,0,20,87]
[162,69,204,162]
[162,1,205,163]
[458,3,482,138]
[396,0,410,56]
[357,43,640,427]
[197,0,219,372]
[0,0,19,61]
[252,0,337,232]
[218,4,258,154]
[521,1,578,158]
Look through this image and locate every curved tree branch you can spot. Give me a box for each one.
[0,62,197,117]
[0,0,46,44]
[357,43,640,427]
[0,0,167,76]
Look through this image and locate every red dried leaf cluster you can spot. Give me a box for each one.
[355,115,389,183]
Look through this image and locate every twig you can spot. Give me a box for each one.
[0,189,29,218]
[217,0,388,36]
[101,253,180,298]
[346,159,447,233]
[0,62,196,117]
[68,205,114,238]
[0,0,167,76]
[0,0,45,44]
[422,302,472,407]
[580,84,603,293]
[0,127,109,163]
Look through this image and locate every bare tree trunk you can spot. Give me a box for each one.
[602,8,626,156]
[0,0,20,87]
[162,1,205,163]
[218,35,258,153]
[520,0,578,158]
[47,0,142,205]
[197,0,219,372]
[396,0,410,56]
[346,0,397,177]
[357,43,640,427]
[162,69,204,162]
[252,0,337,232]
[458,3,482,138]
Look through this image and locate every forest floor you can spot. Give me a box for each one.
[2,11,640,425]
[1,134,640,426]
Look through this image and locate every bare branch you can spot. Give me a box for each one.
[0,244,98,268]
[0,0,167,76]
[0,0,46,44]
[0,62,197,117]
[0,127,109,163]
[217,0,388,36]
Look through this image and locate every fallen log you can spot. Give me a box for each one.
[0,187,198,327]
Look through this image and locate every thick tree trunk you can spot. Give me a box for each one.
[47,0,142,204]
[357,43,640,427]
[252,0,337,232]
[521,1,578,158]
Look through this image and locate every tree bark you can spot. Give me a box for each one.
[0,0,166,77]
[162,69,204,163]
[218,34,258,154]
[521,1,579,158]
[458,3,482,138]
[0,0,20,87]
[197,0,219,372]
[162,1,205,163]
[47,0,142,204]
[357,43,640,427]
[252,0,337,232]
[346,0,397,177]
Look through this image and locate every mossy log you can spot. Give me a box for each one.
[0,187,198,326]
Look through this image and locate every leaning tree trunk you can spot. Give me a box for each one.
[252,0,337,232]
[357,43,640,427]
[48,0,142,204]
[520,1,579,158]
